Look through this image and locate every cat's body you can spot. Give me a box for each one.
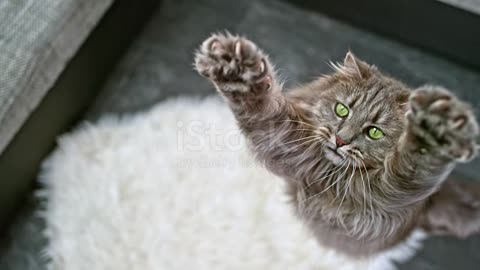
[194,33,480,257]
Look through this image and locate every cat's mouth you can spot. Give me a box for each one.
[327,146,343,157]
[325,146,346,164]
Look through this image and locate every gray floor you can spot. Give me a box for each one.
[1,0,480,269]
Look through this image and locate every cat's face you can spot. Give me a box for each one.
[305,53,409,169]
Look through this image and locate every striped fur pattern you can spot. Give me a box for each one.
[194,33,480,257]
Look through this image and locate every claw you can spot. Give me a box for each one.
[195,34,273,94]
[458,148,475,163]
[429,99,450,113]
[259,59,266,73]
[265,75,272,90]
[209,39,221,51]
[405,111,415,122]
[452,115,467,130]
[234,40,242,58]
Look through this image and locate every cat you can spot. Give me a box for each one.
[194,33,480,257]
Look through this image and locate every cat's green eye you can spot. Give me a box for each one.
[335,103,349,117]
[368,127,384,140]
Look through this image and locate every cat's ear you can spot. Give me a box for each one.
[343,51,373,79]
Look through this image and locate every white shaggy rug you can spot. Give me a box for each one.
[39,97,425,270]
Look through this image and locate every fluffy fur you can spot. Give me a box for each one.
[194,33,480,257]
[39,97,425,270]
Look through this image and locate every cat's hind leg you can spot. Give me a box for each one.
[419,174,480,238]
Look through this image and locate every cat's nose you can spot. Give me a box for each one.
[335,135,347,147]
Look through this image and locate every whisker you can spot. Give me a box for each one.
[360,159,374,225]
[353,156,367,218]
[277,119,318,129]
[302,160,349,203]
[305,160,346,189]
[288,128,316,133]
[280,135,320,146]
[337,163,356,215]
[284,138,324,163]
[323,160,352,207]
[298,138,325,160]
[282,137,323,153]
[334,160,351,197]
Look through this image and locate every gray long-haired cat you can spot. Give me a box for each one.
[194,33,480,257]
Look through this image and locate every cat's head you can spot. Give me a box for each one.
[301,52,410,169]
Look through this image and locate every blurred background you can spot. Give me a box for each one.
[0,0,479,269]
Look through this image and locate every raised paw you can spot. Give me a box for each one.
[194,33,273,94]
[407,86,479,162]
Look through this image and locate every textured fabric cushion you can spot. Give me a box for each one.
[0,0,113,154]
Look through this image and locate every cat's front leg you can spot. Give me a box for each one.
[194,34,310,180]
[194,33,284,116]
[384,86,479,203]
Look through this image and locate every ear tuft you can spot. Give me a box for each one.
[341,51,372,79]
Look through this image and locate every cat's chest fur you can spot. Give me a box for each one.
[291,156,378,231]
